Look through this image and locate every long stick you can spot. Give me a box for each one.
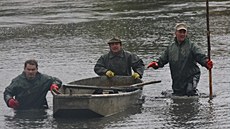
[129,80,161,87]
[63,80,161,91]
[206,0,213,99]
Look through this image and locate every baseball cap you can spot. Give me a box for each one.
[175,23,187,31]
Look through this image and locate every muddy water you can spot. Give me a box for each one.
[0,0,229,129]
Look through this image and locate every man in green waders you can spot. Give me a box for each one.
[4,59,62,109]
[94,37,145,79]
[147,23,213,96]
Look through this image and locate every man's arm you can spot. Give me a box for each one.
[94,55,109,76]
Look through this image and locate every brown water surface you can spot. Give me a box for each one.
[0,0,229,129]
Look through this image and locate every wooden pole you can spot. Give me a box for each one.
[206,0,213,99]
[63,80,161,91]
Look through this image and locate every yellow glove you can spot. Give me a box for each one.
[106,70,115,78]
[132,72,140,79]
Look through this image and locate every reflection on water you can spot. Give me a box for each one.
[168,98,200,128]
[0,0,230,129]
[3,102,142,129]
[54,105,142,129]
[4,110,50,129]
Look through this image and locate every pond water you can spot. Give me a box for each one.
[0,0,229,129]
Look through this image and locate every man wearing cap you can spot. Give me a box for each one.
[94,37,144,79]
[147,23,213,96]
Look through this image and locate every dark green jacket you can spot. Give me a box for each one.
[157,37,208,93]
[4,72,62,110]
[94,49,145,78]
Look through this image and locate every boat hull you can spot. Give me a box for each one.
[52,76,143,118]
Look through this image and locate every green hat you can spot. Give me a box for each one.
[108,37,122,44]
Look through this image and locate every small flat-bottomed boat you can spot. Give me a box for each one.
[52,76,160,118]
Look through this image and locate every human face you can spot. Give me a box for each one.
[109,42,122,54]
[175,29,187,43]
[24,64,38,80]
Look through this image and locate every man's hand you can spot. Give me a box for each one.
[147,61,159,69]
[8,98,19,109]
[206,60,213,70]
[106,70,115,78]
[132,72,140,79]
[50,84,59,91]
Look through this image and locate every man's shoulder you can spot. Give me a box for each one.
[9,73,27,87]
[184,37,196,45]
[39,73,53,79]
[12,73,25,81]
[123,50,131,54]
[183,39,201,49]
[99,52,110,59]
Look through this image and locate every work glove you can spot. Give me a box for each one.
[147,61,159,69]
[50,84,59,91]
[132,72,140,79]
[8,98,19,109]
[206,60,213,70]
[105,70,115,78]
